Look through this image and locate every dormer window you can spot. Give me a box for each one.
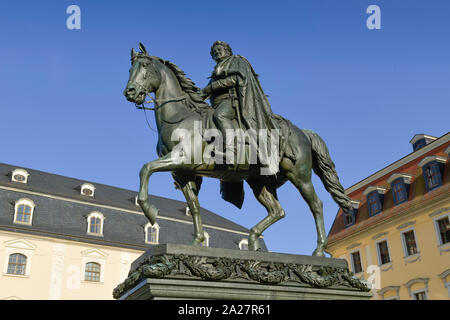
[81,183,95,197]
[87,212,104,236]
[343,201,360,227]
[418,156,447,192]
[387,173,413,206]
[239,239,249,250]
[14,198,35,225]
[11,169,29,184]
[363,187,386,217]
[145,222,160,244]
[410,134,437,152]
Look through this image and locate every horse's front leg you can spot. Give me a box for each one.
[174,175,205,246]
[137,153,188,225]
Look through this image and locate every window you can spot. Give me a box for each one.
[368,191,382,216]
[84,262,101,282]
[363,187,386,217]
[410,134,437,152]
[80,183,95,197]
[392,178,407,205]
[145,223,160,244]
[436,216,450,245]
[90,217,101,234]
[377,240,391,265]
[344,201,359,227]
[419,156,446,192]
[11,169,29,184]
[16,205,32,223]
[403,230,419,256]
[424,162,441,191]
[239,239,249,250]
[86,212,104,236]
[13,198,35,225]
[413,290,427,300]
[7,253,27,275]
[351,251,363,274]
[388,173,413,206]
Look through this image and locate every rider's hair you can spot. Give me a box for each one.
[210,41,233,57]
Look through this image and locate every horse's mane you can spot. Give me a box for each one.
[157,58,212,115]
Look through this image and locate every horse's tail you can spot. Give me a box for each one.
[302,129,353,213]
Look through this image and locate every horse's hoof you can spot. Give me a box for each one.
[248,234,262,251]
[312,249,325,257]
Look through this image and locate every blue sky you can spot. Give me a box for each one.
[0,0,449,255]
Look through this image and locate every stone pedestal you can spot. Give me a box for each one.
[114,244,372,300]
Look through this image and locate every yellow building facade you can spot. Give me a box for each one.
[327,133,450,300]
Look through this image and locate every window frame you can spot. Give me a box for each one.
[7,253,27,276]
[375,239,391,266]
[84,261,101,282]
[11,169,30,184]
[350,249,363,275]
[411,289,428,300]
[418,156,446,192]
[391,178,408,205]
[13,198,35,226]
[145,222,160,244]
[86,212,105,236]
[367,191,382,217]
[401,228,420,257]
[433,213,450,247]
[423,161,442,191]
[80,183,95,197]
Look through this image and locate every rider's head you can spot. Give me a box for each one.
[210,41,232,62]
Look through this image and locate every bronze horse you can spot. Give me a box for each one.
[123,43,353,256]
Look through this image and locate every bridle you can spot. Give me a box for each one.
[130,59,187,132]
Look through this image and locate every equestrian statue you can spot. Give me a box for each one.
[123,42,353,256]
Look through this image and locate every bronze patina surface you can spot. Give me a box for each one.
[123,42,354,256]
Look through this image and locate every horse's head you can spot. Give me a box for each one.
[123,43,161,105]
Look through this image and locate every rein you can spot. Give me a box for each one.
[135,95,187,111]
[134,94,187,133]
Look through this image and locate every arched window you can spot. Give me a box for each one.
[14,198,35,225]
[7,253,27,275]
[145,223,160,244]
[86,212,104,236]
[84,262,101,282]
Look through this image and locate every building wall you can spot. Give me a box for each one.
[0,229,143,300]
[328,194,449,299]
[327,134,450,300]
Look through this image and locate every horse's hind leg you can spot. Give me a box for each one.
[246,178,285,251]
[281,157,327,257]
[173,174,205,246]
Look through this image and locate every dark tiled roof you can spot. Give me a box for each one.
[0,162,266,251]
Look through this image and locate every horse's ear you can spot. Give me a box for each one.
[139,42,148,55]
[131,48,137,59]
